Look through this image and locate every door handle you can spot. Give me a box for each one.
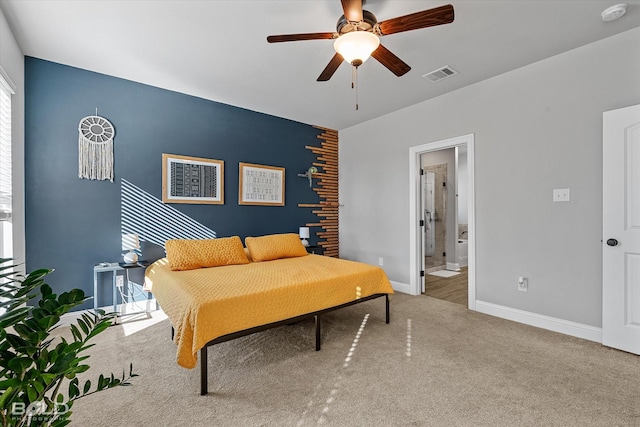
[606,238,619,247]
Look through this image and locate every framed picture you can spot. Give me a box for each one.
[239,162,285,206]
[162,153,224,204]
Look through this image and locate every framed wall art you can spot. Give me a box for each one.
[238,162,285,206]
[162,153,224,204]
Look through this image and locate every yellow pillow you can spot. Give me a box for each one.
[165,236,249,271]
[245,233,308,262]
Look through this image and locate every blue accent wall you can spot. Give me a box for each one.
[25,57,320,310]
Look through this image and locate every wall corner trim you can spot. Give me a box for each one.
[475,300,602,343]
[0,65,17,93]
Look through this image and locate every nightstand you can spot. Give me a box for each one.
[306,245,324,255]
[93,261,151,323]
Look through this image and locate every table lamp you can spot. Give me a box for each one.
[299,227,310,247]
[122,233,140,264]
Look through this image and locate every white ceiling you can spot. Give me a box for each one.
[1,0,639,130]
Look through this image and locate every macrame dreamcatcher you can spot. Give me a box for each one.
[78,115,115,182]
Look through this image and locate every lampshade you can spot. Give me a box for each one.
[122,233,140,264]
[333,31,380,66]
[299,227,310,239]
[299,227,310,247]
[121,233,140,251]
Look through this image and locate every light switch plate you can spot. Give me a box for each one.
[553,188,570,202]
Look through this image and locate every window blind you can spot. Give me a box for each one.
[0,68,14,223]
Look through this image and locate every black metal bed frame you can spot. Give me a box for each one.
[190,293,390,395]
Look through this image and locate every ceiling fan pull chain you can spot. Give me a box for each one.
[352,65,359,111]
[355,66,359,110]
[351,65,355,89]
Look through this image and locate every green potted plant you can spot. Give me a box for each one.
[0,258,137,426]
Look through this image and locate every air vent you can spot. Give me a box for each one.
[422,66,458,82]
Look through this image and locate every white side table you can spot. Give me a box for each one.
[93,261,151,323]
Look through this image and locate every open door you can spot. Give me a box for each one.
[602,104,640,355]
[422,171,436,258]
[420,171,435,293]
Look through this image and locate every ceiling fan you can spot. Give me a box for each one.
[267,0,455,81]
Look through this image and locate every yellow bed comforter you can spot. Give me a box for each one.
[144,254,394,369]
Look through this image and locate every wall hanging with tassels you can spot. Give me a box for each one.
[78,113,115,182]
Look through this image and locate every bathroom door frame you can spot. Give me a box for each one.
[409,134,476,309]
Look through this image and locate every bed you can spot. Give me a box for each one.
[144,234,394,395]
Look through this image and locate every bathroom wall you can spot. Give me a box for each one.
[421,148,456,269]
[457,148,468,232]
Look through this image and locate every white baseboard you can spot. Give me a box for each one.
[446,262,460,271]
[475,300,602,343]
[388,286,601,342]
[390,280,415,295]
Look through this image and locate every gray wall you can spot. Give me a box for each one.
[339,27,640,328]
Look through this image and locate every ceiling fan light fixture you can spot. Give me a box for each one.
[333,31,380,66]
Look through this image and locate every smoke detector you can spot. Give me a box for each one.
[601,3,627,21]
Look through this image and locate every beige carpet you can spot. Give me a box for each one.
[66,293,639,426]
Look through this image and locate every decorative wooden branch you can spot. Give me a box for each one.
[298,126,339,257]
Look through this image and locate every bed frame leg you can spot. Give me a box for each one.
[386,294,390,324]
[200,346,208,395]
[315,314,321,351]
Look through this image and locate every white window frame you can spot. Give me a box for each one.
[0,66,16,260]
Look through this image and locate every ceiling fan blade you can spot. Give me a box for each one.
[267,32,337,43]
[371,44,411,77]
[378,4,454,36]
[341,0,363,22]
[317,53,344,81]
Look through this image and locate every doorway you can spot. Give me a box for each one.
[420,148,467,306]
[408,134,476,310]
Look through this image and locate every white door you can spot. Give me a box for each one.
[420,171,435,293]
[602,104,640,355]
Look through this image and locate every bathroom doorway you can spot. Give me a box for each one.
[420,147,468,306]
[408,134,475,309]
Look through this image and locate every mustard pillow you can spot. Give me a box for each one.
[165,236,250,271]
[245,233,308,262]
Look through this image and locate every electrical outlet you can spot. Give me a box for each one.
[378,257,384,266]
[116,275,124,288]
[553,188,570,202]
[518,276,528,292]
